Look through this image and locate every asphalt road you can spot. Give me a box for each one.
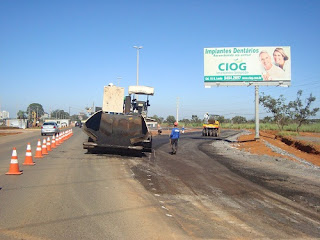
[0,128,319,239]
[128,130,320,239]
[0,128,185,239]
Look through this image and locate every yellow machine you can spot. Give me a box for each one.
[202,114,220,137]
[32,111,37,127]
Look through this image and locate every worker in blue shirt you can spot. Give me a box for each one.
[170,122,180,154]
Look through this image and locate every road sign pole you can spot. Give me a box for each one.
[255,85,260,139]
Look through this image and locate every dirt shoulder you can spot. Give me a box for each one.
[0,128,39,137]
[234,129,320,167]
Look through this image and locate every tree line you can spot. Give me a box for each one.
[259,90,319,132]
[15,90,318,132]
[16,103,86,124]
[152,90,319,133]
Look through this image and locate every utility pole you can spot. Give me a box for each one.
[176,97,179,123]
[133,46,143,101]
[133,46,143,86]
[255,86,260,139]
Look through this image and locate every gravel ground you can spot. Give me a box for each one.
[209,131,320,212]
[294,135,320,143]
[262,139,320,169]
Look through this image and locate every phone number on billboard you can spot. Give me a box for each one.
[204,75,263,82]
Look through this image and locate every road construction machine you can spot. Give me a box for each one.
[202,113,220,137]
[82,85,154,153]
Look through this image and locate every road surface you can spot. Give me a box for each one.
[0,128,319,239]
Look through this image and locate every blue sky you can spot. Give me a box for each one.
[1,0,320,120]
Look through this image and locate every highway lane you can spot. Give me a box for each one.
[0,128,185,239]
[127,130,320,239]
[1,128,319,239]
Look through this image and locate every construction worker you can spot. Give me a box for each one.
[157,124,162,135]
[170,122,180,154]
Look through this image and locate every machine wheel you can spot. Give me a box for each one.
[215,131,218,137]
[202,129,206,136]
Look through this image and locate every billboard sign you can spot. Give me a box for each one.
[204,46,291,87]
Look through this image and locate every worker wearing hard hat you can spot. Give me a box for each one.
[169,122,180,154]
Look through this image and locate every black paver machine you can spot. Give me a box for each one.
[82,85,154,153]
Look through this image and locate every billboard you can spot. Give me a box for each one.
[204,46,291,87]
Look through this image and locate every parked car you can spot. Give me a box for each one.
[41,122,60,136]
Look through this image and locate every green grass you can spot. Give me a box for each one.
[277,131,299,137]
[163,122,320,133]
[221,123,320,133]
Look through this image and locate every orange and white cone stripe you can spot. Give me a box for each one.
[6,147,23,175]
[65,130,69,140]
[56,133,61,146]
[46,137,52,151]
[51,135,56,148]
[23,143,35,165]
[60,132,65,143]
[35,139,43,158]
[42,138,48,155]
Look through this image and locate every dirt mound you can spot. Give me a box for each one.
[235,130,320,167]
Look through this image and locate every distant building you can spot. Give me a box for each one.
[0,111,10,119]
[41,113,49,120]
[5,119,28,129]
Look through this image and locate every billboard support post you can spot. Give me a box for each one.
[255,86,260,139]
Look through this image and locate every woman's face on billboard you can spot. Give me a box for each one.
[273,51,284,65]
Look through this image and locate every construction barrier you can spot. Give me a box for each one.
[42,138,48,155]
[51,135,56,148]
[6,128,74,176]
[23,143,35,165]
[6,147,23,175]
[34,139,43,158]
[46,137,52,151]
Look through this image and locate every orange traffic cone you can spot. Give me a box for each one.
[42,138,48,155]
[23,143,35,165]
[60,132,65,143]
[51,134,56,148]
[34,139,43,158]
[46,137,52,151]
[6,147,23,175]
[56,133,61,146]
